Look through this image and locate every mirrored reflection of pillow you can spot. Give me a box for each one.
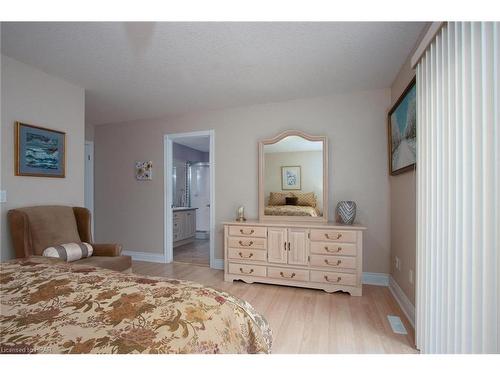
[291,192,317,207]
[285,196,299,206]
[268,192,291,206]
[42,242,93,262]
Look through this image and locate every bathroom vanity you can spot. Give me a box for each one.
[173,207,197,247]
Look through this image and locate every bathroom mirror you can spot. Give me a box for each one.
[258,130,328,222]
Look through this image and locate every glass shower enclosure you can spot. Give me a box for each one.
[172,161,210,239]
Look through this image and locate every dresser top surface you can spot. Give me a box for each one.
[222,219,366,230]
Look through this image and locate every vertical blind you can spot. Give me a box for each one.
[416,22,499,353]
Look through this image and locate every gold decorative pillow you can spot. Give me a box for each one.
[291,192,317,207]
[268,192,291,206]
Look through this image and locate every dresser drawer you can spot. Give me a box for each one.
[311,270,357,286]
[228,237,267,250]
[310,229,356,243]
[310,255,356,269]
[228,248,267,262]
[310,241,357,256]
[267,267,309,282]
[228,263,266,277]
[228,225,267,238]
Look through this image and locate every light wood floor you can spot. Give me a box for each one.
[173,239,209,266]
[132,261,417,354]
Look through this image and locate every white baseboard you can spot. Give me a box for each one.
[211,258,224,270]
[123,251,165,263]
[388,276,415,328]
[362,272,389,286]
[124,251,224,270]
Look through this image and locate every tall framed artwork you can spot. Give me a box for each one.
[15,122,66,178]
[388,78,416,175]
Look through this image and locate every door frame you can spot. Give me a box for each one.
[84,141,94,237]
[163,130,215,267]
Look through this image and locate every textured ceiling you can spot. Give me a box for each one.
[1,22,426,125]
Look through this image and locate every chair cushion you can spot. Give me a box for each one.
[73,255,132,272]
[19,206,81,255]
[43,242,93,262]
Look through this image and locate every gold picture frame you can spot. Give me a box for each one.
[15,121,66,178]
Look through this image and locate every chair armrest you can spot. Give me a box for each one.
[92,243,123,257]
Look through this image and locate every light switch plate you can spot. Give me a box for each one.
[0,190,6,203]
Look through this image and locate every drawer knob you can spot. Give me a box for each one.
[238,240,254,247]
[324,259,342,266]
[324,246,342,253]
[239,267,254,274]
[240,229,255,235]
[324,275,342,283]
[325,233,342,240]
[279,271,296,279]
[238,252,254,259]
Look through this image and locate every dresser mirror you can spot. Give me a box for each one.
[258,130,328,222]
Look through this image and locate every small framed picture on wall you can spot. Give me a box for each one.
[136,161,153,180]
[281,165,301,190]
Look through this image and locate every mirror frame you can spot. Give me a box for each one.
[258,130,328,222]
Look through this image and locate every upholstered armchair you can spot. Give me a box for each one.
[8,205,131,272]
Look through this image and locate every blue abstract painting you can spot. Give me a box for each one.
[16,122,65,177]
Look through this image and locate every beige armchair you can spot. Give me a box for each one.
[8,205,131,272]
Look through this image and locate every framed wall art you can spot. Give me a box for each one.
[15,122,66,178]
[281,165,301,190]
[388,78,416,175]
[136,161,152,180]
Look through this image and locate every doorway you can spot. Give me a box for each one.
[84,141,94,235]
[164,130,215,267]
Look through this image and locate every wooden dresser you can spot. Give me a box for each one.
[223,220,366,296]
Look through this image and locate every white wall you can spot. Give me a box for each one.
[95,88,392,273]
[1,55,85,260]
[264,151,323,213]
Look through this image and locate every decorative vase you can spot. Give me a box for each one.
[336,201,356,225]
[236,206,247,222]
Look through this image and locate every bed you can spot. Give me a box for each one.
[0,257,272,354]
[264,205,320,217]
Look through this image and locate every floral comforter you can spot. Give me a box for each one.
[264,205,320,217]
[0,257,272,354]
